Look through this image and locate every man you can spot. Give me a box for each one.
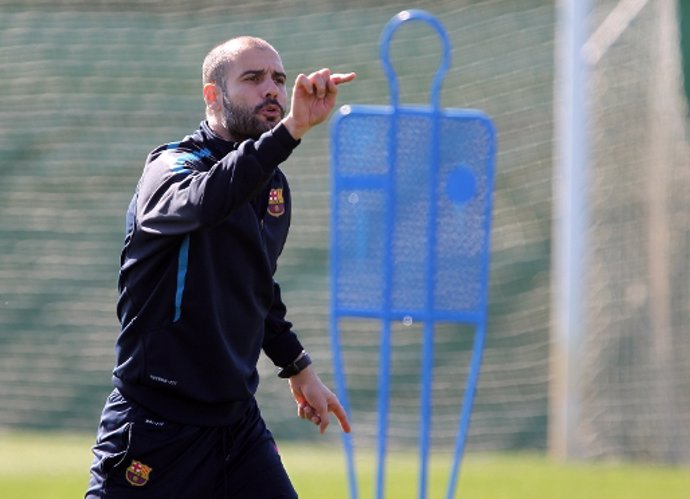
[86,36,356,498]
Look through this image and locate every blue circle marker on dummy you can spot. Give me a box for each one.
[447,166,477,204]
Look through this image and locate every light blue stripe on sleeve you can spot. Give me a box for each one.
[173,235,190,322]
[161,147,213,175]
[170,148,213,174]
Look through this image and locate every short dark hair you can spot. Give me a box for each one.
[202,36,278,86]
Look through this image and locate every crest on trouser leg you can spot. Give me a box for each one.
[126,460,152,486]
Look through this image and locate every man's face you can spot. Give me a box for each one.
[220,46,288,141]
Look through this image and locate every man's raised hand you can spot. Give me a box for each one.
[282,68,356,140]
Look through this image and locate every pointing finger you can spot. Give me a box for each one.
[331,72,357,85]
[330,400,352,433]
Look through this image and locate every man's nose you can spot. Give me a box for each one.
[262,79,279,99]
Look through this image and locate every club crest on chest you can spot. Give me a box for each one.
[267,188,285,218]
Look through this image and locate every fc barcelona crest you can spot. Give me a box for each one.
[125,460,152,486]
[267,188,285,217]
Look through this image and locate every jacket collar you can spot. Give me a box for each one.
[197,121,239,160]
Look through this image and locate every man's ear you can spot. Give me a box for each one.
[203,83,222,112]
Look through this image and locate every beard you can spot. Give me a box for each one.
[221,95,285,141]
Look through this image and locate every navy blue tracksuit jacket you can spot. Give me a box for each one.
[113,121,304,426]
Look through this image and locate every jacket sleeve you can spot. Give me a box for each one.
[136,124,299,236]
[262,281,304,368]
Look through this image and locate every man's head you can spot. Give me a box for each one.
[202,37,288,142]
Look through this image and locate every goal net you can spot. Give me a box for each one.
[573,0,690,462]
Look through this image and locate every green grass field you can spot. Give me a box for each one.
[1,431,689,499]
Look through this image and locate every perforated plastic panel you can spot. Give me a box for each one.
[332,107,494,319]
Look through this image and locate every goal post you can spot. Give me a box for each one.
[550,0,590,461]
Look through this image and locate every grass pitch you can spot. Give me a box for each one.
[1,431,688,499]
